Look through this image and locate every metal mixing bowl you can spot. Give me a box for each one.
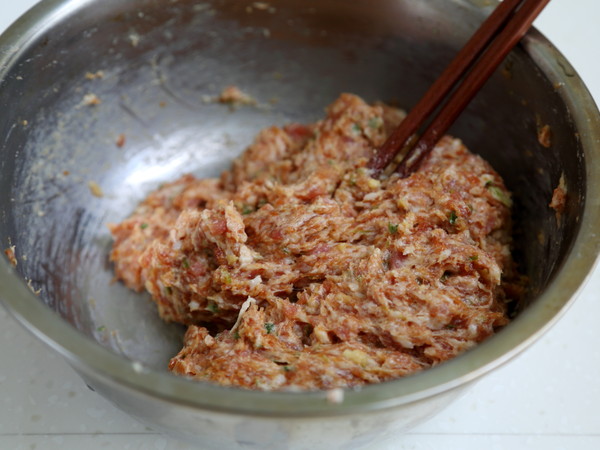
[1,0,599,448]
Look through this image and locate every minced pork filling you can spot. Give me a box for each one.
[109,93,521,390]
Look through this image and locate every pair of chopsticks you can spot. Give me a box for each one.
[369,0,551,178]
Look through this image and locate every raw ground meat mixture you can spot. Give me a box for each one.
[109,93,522,391]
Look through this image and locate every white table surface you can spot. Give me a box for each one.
[1,1,599,449]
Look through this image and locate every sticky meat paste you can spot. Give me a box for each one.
[109,93,521,390]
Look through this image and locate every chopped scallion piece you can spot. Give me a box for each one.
[486,183,513,207]
[448,210,458,225]
[368,117,383,129]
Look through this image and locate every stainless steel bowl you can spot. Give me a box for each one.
[1,0,599,448]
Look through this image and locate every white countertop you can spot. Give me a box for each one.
[1,1,599,449]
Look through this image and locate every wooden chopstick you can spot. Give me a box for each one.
[369,0,551,178]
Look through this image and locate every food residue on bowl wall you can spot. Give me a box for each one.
[537,124,552,148]
[115,133,126,148]
[81,93,102,107]
[88,181,104,198]
[217,85,257,107]
[4,245,17,267]
[85,71,105,80]
[549,173,567,220]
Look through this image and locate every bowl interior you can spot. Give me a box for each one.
[0,0,585,373]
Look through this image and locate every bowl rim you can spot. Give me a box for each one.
[1,0,600,418]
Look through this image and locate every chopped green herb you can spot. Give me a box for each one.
[469,255,479,261]
[257,198,268,208]
[140,223,149,229]
[368,117,383,129]
[182,258,190,269]
[264,322,275,334]
[241,204,254,215]
[283,365,293,372]
[207,301,219,313]
[388,223,399,234]
[233,331,240,340]
[282,247,291,255]
[221,269,232,284]
[97,325,106,332]
[448,210,458,225]
[445,323,457,330]
[486,184,513,207]
[351,123,361,134]
[440,271,452,282]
